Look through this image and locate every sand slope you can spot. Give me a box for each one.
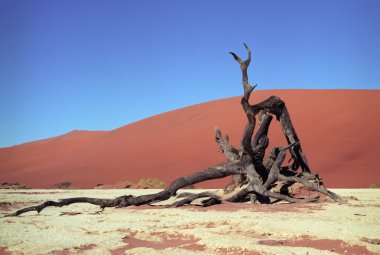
[0,90,379,188]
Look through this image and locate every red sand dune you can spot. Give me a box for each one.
[0,90,379,189]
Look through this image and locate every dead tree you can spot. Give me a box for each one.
[5,44,342,217]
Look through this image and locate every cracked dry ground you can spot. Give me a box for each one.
[0,189,379,255]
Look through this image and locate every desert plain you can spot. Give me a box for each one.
[0,188,379,255]
[1,90,379,254]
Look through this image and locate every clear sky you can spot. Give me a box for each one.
[0,0,379,148]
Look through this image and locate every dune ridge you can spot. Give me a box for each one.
[0,89,379,188]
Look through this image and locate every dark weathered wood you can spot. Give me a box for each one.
[250,113,272,181]
[229,43,251,95]
[5,197,130,217]
[279,107,311,173]
[171,192,221,207]
[215,128,239,161]
[227,43,338,203]
[5,43,342,217]
[216,126,244,193]
[255,185,319,203]
[239,121,255,157]
[263,150,286,190]
[246,96,311,173]
[263,148,280,171]
[252,113,272,150]
[278,175,342,202]
[5,163,243,216]
[226,187,252,202]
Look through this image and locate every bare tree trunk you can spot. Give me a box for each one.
[6,44,342,217]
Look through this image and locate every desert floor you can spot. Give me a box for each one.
[0,189,379,255]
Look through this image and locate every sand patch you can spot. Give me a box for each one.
[110,232,204,254]
[259,236,376,255]
[51,243,97,255]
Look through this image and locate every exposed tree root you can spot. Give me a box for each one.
[172,192,222,207]
[5,44,342,217]
[5,163,243,216]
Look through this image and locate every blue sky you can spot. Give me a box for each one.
[0,0,379,148]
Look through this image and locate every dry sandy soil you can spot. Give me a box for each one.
[1,90,379,189]
[0,189,379,255]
